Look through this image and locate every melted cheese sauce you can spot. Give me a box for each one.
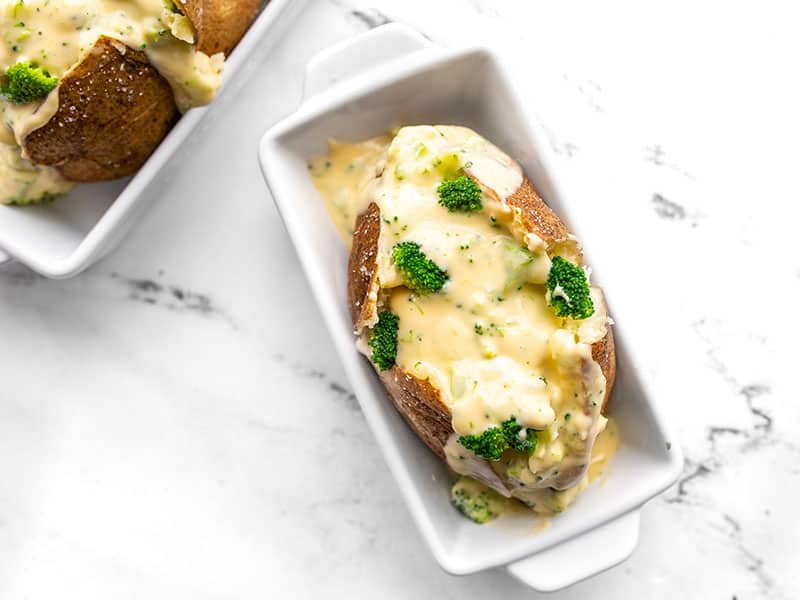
[482,418,620,521]
[0,141,72,203]
[0,0,226,203]
[308,136,390,247]
[311,125,616,518]
[587,416,619,483]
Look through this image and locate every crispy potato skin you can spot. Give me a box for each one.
[24,37,179,182]
[348,175,616,459]
[505,177,571,248]
[591,326,616,408]
[348,201,381,330]
[181,0,263,56]
[380,368,451,460]
[505,177,583,261]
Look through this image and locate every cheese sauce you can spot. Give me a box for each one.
[311,125,617,518]
[0,141,72,203]
[461,418,620,521]
[0,0,226,204]
[308,136,390,247]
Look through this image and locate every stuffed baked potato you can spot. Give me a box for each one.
[311,125,617,521]
[0,0,261,204]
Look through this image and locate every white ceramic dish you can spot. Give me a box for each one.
[0,0,306,278]
[259,24,683,592]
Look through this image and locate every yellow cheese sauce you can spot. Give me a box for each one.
[0,141,72,204]
[308,136,390,247]
[311,125,616,519]
[0,0,226,204]
[463,418,619,524]
[587,415,619,483]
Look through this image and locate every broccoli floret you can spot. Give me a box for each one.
[451,476,508,524]
[437,175,482,212]
[458,426,507,460]
[546,256,594,320]
[502,417,538,453]
[458,416,539,460]
[368,311,399,371]
[392,241,448,294]
[2,62,58,104]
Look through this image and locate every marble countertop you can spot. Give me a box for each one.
[1,1,797,598]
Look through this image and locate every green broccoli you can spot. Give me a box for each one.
[437,175,482,212]
[368,311,399,371]
[2,62,58,104]
[392,241,448,294]
[546,256,594,320]
[502,417,538,453]
[458,416,539,460]
[458,426,507,460]
[451,476,509,524]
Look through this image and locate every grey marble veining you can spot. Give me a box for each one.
[1,0,798,598]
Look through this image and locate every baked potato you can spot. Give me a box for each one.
[0,0,261,204]
[311,125,616,520]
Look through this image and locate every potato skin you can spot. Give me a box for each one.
[380,367,452,460]
[181,0,263,56]
[348,175,616,459]
[24,37,179,182]
[504,176,581,262]
[348,201,382,330]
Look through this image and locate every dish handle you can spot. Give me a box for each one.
[303,23,436,100]
[506,510,641,592]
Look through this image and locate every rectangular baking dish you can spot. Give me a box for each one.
[258,24,683,592]
[0,0,306,278]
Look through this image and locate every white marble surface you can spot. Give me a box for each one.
[1,1,798,597]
